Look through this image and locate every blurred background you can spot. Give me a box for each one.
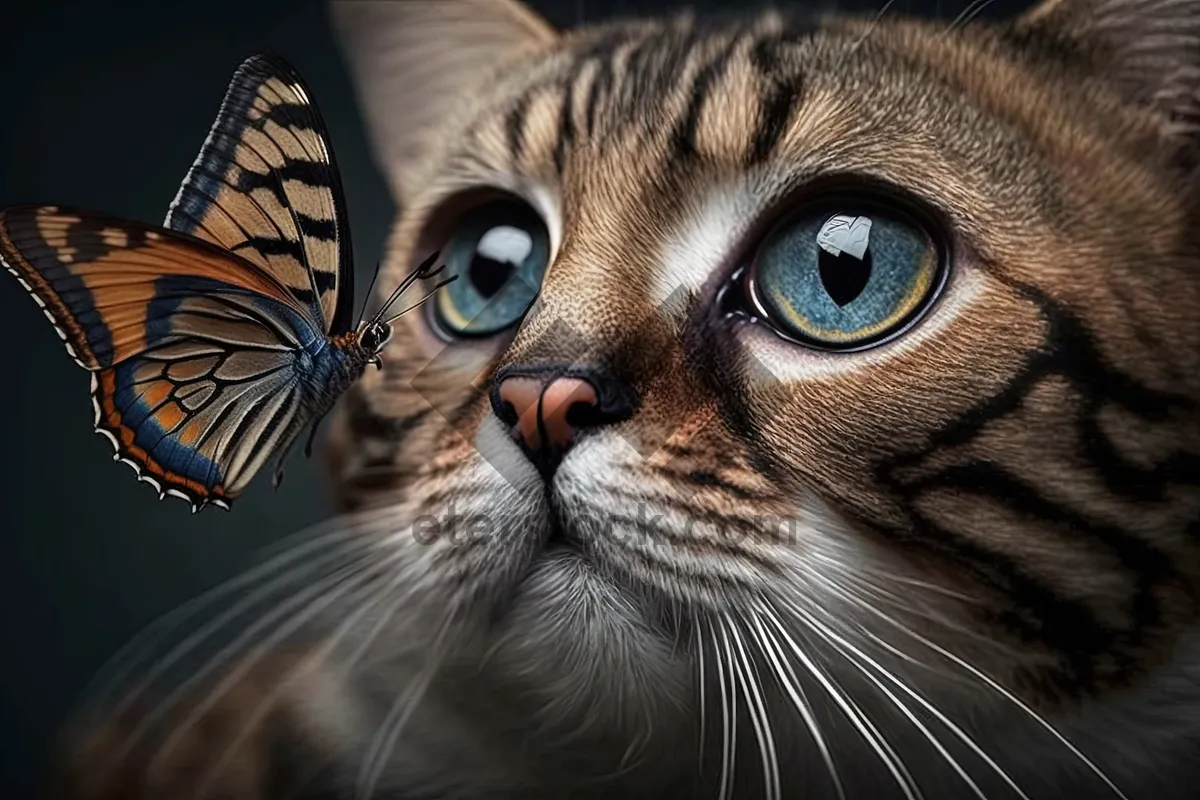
[0,0,1030,795]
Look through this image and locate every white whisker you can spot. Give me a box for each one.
[709,616,737,800]
[846,0,898,57]
[193,560,416,797]
[815,583,1130,800]
[697,617,707,774]
[747,607,848,800]
[84,517,385,716]
[806,581,1036,798]
[145,553,394,773]
[783,598,995,800]
[759,602,923,800]
[942,0,997,34]
[355,610,458,800]
[728,613,781,800]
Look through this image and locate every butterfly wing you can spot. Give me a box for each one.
[0,205,335,510]
[164,53,354,335]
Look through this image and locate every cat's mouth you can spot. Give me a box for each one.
[543,539,584,559]
[543,516,583,555]
[542,482,581,553]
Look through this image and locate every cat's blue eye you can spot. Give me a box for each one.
[432,200,550,338]
[745,200,944,350]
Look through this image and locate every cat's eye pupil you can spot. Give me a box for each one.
[431,199,550,339]
[469,225,530,299]
[469,255,513,299]
[818,248,873,307]
[745,199,943,351]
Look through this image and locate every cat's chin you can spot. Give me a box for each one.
[518,530,647,618]
[470,530,695,758]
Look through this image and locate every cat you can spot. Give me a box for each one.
[52,0,1200,798]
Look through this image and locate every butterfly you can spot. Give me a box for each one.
[0,54,450,513]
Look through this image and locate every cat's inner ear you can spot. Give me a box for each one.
[1015,0,1200,141]
[329,0,557,204]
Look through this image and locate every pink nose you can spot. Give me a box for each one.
[497,376,598,453]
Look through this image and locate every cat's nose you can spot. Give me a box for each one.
[497,375,596,454]
[492,368,635,475]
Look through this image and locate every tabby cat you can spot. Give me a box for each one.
[55,0,1200,798]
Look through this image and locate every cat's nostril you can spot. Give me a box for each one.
[538,377,597,451]
[494,398,520,427]
[565,398,601,427]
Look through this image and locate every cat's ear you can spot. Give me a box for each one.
[1015,0,1199,142]
[330,0,556,203]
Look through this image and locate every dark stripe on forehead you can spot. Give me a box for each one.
[624,27,700,122]
[506,25,636,168]
[582,19,720,149]
[554,71,576,175]
[747,32,806,166]
[671,33,745,161]
[584,43,616,138]
[554,33,629,175]
[505,92,533,165]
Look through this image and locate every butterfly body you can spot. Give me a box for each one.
[0,55,445,512]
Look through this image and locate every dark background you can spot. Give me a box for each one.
[0,0,1029,795]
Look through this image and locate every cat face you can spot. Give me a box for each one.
[325,0,1200,791]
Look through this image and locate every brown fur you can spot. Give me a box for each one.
[57,0,1200,796]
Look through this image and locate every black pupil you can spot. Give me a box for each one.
[818,247,872,307]
[469,230,519,299]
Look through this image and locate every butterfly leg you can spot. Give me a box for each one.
[271,438,299,490]
[270,410,332,490]
[304,411,331,459]
[272,452,290,490]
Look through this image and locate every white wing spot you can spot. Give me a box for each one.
[90,375,104,427]
[95,427,119,449]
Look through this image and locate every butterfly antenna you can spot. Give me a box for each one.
[383,275,458,325]
[370,251,445,325]
[356,260,384,327]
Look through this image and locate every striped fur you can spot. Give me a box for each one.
[59,0,1200,798]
